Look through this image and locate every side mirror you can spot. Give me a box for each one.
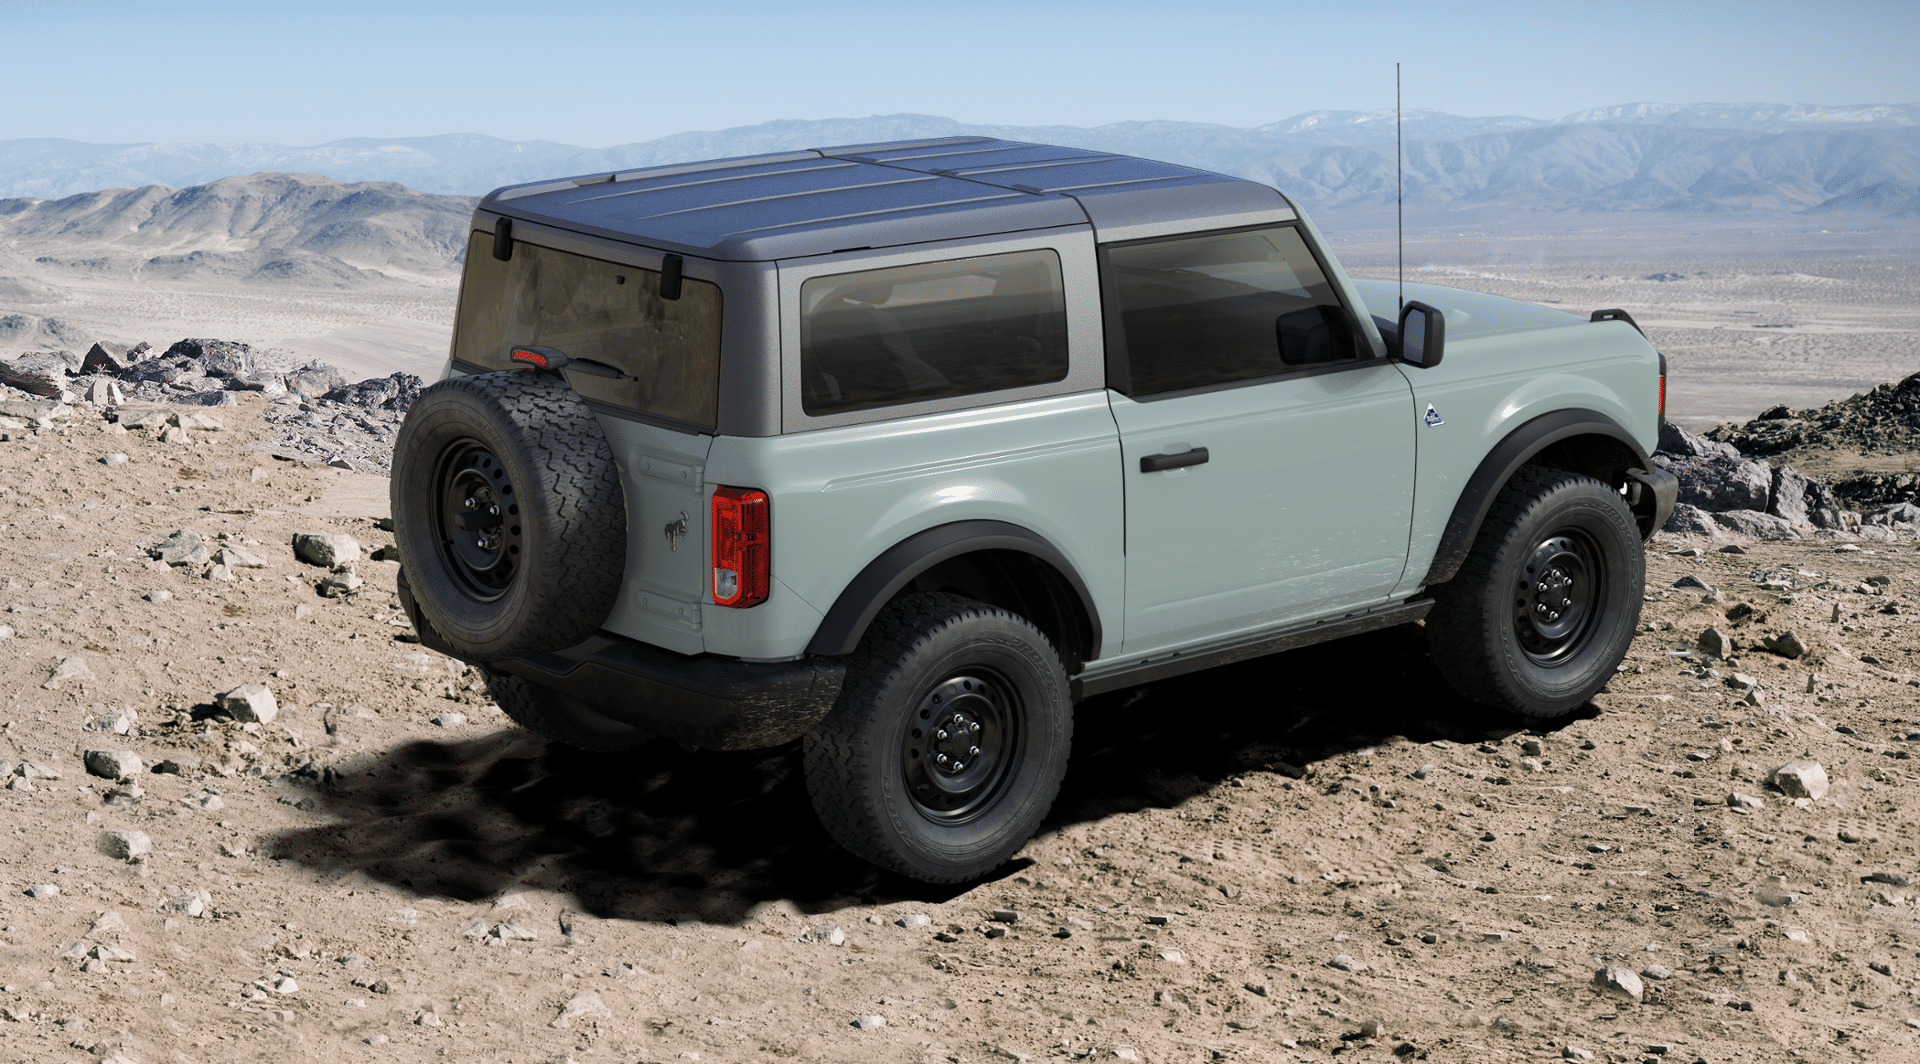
[1398,300,1445,368]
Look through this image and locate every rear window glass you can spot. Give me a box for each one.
[453,231,722,430]
[799,248,1068,417]
[1101,225,1354,397]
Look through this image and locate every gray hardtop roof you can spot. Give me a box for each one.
[483,137,1296,261]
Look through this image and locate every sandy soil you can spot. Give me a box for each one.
[1,394,1918,1064]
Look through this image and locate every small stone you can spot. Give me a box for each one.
[1770,760,1829,800]
[293,531,361,568]
[1755,875,1797,908]
[148,536,210,568]
[1696,627,1729,659]
[1411,763,1433,779]
[1671,575,1713,590]
[1329,954,1367,972]
[492,922,536,941]
[990,908,1020,923]
[1728,792,1764,810]
[26,884,60,898]
[1483,930,1510,942]
[143,590,172,603]
[214,684,278,725]
[1641,964,1673,980]
[318,567,364,597]
[459,919,490,939]
[1593,965,1643,1003]
[215,547,267,569]
[1563,1047,1596,1061]
[99,453,128,466]
[1763,631,1806,659]
[550,991,611,1028]
[99,829,151,860]
[1145,914,1172,926]
[1520,738,1545,756]
[431,713,467,728]
[43,656,97,690]
[897,914,932,928]
[1725,672,1758,691]
[852,1015,887,1030]
[84,749,142,781]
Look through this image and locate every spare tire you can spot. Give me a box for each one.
[390,370,626,661]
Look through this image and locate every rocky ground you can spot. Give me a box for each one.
[0,393,1918,1064]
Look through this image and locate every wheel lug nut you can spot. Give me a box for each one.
[935,729,948,741]
[935,754,949,765]
[969,746,980,757]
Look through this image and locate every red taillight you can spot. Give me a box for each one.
[510,348,547,367]
[711,486,769,608]
[1659,373,1667,419]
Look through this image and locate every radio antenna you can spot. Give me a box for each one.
[1397,61,1404,313]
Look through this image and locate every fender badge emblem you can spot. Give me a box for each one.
[1423,403,1445,427]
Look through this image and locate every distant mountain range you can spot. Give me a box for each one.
[3,102,1918,217]
[0,173,475,288]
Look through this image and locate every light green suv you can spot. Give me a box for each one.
[391,137,1678,883]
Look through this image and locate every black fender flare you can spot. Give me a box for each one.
[1421,409,1651,587]
[805,520,1102,659]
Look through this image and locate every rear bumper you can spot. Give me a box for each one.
[1627,465,1680,540]
[398,571,845,751]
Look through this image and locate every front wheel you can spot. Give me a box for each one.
[804,593,1072,883]
[1426,468,1644,719]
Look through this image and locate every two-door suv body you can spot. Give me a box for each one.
[391,137,1678,882]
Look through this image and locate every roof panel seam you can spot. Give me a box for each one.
[571,161,859,203]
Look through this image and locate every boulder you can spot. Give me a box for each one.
[215,683,278,724]
[80,341,133,375]
[1592,965,1643,1004]
[99,828,152,860]
[1657,421,1743,460]
[1863,501,1920,528]
[1770,760,1829,800]
[1769,464,1846,529]
[324,372,425,412]
[0,350,79,396]
[1661,502,1720,536]
[161,338,257,384]
[294,532,360,568]
[84,749,142,781]
[1659,453,1772,512]
[285,362,347,398]
[1713,509,1800,539]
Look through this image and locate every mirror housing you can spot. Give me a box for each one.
[1397,300,1445,368]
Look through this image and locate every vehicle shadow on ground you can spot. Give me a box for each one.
[268,624,1596,925]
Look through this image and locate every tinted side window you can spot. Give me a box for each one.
[799,249,1068,417]
[453,231,723,430]
[1101,225,1355,397]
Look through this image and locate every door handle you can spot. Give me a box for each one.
[1140,447,1209,473]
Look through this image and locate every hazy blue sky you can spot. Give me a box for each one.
[9,0,1915,145]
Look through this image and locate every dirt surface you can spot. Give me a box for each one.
[2,398,1920,1064]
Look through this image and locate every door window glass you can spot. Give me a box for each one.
[1101,225,1356,397]
[799,249,1067,416]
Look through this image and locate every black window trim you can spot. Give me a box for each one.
[1095,220,1383,401]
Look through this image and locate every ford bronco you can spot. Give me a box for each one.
[391,137,1678,883]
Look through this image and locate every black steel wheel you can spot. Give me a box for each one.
[390,371,626,662]
[1426,468,1643,719]
[805,593,1071,883]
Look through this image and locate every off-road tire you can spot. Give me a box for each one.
[1426,467,1643,719]
[804,593,1072,883]
[482,669,655,752]
[391,371,626,661]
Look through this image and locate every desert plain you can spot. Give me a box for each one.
[0,216,1916,1064]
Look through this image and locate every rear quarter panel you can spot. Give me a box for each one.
[701,392,1124,661]
[1344,279,1661,596]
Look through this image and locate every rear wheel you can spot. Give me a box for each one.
[804,593,1072,883]
[1426,468,1643,719]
